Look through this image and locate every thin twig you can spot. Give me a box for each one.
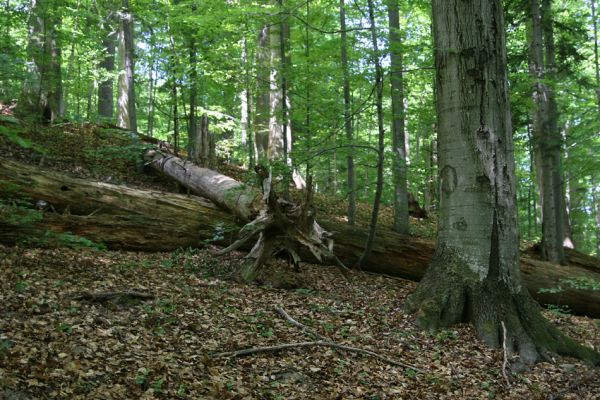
[501,321,512,388]
[274,306,329,341]
[212,340,423,372]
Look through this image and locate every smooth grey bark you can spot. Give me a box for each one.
[529,0,565,264]
[356,0,385,268]
[188,35,198,159]
[98,11,116,120]
[116,0,136,132]
[387,0,409,234]
[340,0,356,226]
[406,0,599,366]
[146,27,156,136]
[593,0,600,119]
[241,34,255,167]
[254,25,271,162]
[267,2,289,162]
[593,181,600,257]
[17,0,63,122]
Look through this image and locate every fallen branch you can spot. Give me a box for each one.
[501,321,511,388]
[212,340,423,372]
[73,291,154,304]
[274,306,329,341]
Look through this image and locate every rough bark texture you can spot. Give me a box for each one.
[98,10,116,121]
[387,1,409,234]
[17,0,63,122]
[529,0,565,264]
[2,159,600,318]
[406,0,599,366]
[190,115,215,168]
[117,0,137,132]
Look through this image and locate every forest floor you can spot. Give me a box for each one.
[1,115,599,399]
[1,245,599,399]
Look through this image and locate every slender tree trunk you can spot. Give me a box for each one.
[17,0,63,122]
[146,27,155,136]
[117,0,136,132]
[356,0,385,268]
[172,84,179,156]
[593,0,600,120]
[387,0,408,234]
[98,13,115,121]
[340,0,356,225]
[406,0,599,366]
[529,0,565,264]
[254,25,270,162]
[188,37,198,159]
[268,4,285,161]
[593,181,600,257]
[241,34,254,167]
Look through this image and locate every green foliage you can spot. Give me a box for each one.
[1,0,598,254]
[539,277,600,295]
[0,124,46,155]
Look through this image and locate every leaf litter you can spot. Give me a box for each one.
[1,245,598,399]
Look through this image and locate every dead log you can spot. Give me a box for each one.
[145,151,348,281]
[144,149,261,221]
[2,158,600,317]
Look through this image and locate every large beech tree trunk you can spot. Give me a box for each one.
[406,0,598,366]
[2,158,600,318]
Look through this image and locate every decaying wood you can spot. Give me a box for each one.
[73,291,154,304]
[2,158,600,318]
[145,151,348,281]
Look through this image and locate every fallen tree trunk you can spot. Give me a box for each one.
[2,158,600,317]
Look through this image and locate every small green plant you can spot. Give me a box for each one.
[74,379,94,394]
[56,322,72,335]
[176,384,186,397]
[15,280,28,292]
[405,368,418,378]
[258,325,274,338]
[0,339,14,355]
[546,304,572,316]
[157,298,176,314]
[435,329,457,341]
[151,376,165,392]
[135,367,150,387]
[539,277,600,295]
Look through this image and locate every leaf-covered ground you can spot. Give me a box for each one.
[1,245,599,399]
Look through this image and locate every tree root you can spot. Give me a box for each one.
[405,251,600,367]
[218,167,350,282]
